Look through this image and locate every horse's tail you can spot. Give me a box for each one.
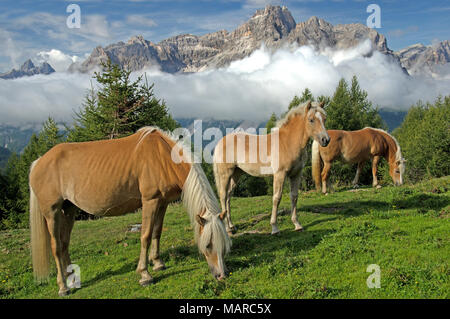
[29,160,52,282]
[311,140,322,192]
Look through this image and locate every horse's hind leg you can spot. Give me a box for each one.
[217,165,234,233]
[270,171,286,235]
[372,156,381,188]
[60,202,77,278]
[321,162,332,194]
[352,161,365,188]
[289,174,303,232]
[42,200,70,296]
[137,198,160,286]
[225,169,242,233]
[149,202,168,272]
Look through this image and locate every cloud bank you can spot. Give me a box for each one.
[1,40,449,125]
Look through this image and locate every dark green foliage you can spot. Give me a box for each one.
[0,147,11,171]
[326,76,384,131]
[0,118,64,229]
[67,60,178,142]
[393,96,450,182]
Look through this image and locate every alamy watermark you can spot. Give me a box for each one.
[170,120,279,174]
[66,264,81,289]
[366,264,381,288]
[366,4,381,29]
[66,4,81,29]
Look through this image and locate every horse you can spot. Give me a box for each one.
[213,101,330,235]
[29,126,231,296]
[312,127,406,194]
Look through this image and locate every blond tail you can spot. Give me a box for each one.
[311,140,322,192]
[29,161,51,282]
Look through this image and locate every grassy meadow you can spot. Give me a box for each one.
[0,176,449,299]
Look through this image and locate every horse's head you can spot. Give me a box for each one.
[305,101,330,147]
[195,209,231,280]
[390,158,406,186]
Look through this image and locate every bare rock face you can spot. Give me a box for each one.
[73,5,404,74]
[0,59,55,79]
[395,40,450,75]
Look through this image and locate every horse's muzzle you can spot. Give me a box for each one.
[320,136,330,147]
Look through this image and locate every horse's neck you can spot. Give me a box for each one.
[381,133,398,164]
[279,116,308,152]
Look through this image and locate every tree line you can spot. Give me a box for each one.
[0,61,448,230]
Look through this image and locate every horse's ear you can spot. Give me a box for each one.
[196,214,207,226]
[319,101,325,108]
[305,100,312,111]
[219,211,226,221]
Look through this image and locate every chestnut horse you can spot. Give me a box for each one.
[312,127,406,194]
[29,126,231,296]
[213,101,330,235]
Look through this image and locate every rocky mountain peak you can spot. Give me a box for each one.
[20,59,35,72]
[0,59,55,80]
[71,5,446,76]
[395,40,450,75]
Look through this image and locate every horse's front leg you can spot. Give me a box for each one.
[289,174,303,232]
[270,171,286,235]
[137,198,160,286]
[372,156,381,188]
[149,202,168,272]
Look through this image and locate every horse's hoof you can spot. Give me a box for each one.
[271,230,280,235]
[139,278,153,287]
[295,226,304,232]
[58,288,70,297]
[153,264,166,272]
[376,185,382,189]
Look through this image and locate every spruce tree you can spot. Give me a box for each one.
[68,59,178,142]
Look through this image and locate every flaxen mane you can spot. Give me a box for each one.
[137,126,231,256]
[276,101,327,128]
[365,127,404,163]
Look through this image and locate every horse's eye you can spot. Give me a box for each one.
[309,119,314,123]
[395,170,400,174]
[206,242,212,250]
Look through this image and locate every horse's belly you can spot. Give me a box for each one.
[74,197,142,217]
[237,163,272,177]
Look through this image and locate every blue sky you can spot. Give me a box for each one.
[0,0,449,71]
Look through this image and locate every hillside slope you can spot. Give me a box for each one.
[0,177,448,299]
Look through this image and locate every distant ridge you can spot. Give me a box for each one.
[71,5,402,74]
[0,59,55,79]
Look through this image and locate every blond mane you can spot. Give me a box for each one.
[276,101,327,128]
[365,127,404,162]
[137,126,231,256]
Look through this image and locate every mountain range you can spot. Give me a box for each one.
[1,5,448,79]
[0,59,55,79]
[69,5,449,77]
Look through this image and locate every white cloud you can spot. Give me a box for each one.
[1,41,449,126]
[36,49,84,72]
[126,15,158,27]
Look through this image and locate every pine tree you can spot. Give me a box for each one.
[266,112,278,132]
[288,88,315,110]
[1,118,64,228]
[67,60,178,142]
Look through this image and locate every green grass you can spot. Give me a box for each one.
[0,177,449,299]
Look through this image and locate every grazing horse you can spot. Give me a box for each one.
[213,101,330,235]
[312,127,406,194]
[29,126,231,296]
